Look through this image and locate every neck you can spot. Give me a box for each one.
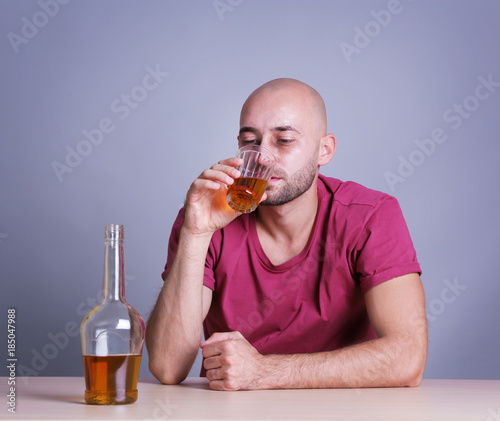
[256,177,319,243]
[102,238,124,302]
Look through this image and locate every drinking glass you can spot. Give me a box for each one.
[226,145,276,213]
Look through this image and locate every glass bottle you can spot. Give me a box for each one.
[80,224,145,405]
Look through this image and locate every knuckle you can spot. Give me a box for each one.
[207,368,218,381]
[200,169,212,178]
[222,341,234,352]
[191,178,204,189]
[220,355,232,366]
[224,379,239,390]
[225,366,238,379]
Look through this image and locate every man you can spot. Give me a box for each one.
[146,78,427,391]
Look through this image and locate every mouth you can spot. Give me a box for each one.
[268,177,281,184]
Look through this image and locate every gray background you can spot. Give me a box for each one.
[1,0,499,381]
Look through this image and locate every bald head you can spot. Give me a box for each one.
[241,78,327,138]
[238,79,336,207]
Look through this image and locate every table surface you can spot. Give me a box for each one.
[4,377,500,420]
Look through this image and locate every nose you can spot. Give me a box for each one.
[256,152,272,168]
[255,149,276,173]
[259,136,272,150]
[258,136,278,159]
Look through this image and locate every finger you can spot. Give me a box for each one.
[208,379,228,391]
[201,341,224,359]
[208,379,239,391]
[203,356,221,371]
[200,340,221,358]
[259,192,268,203]
[200,332,225,348]
[190,178,223,190]
[217,157,243,168]
[205,366,224,387]
[209,164,241,180]
[198,168,236,186]
[200,331,242,348]
[206,367,225,382]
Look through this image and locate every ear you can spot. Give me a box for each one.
[318,133,336,166]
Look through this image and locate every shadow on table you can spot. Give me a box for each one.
[22,391,85,405]
[140,376,212,390]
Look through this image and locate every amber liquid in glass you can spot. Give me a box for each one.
[83,355,141,404]
[227,177,268,213]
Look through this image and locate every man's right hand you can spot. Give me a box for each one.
[183,157,245,236]
[148,159,241,384]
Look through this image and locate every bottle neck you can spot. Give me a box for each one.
[102,225,125,302]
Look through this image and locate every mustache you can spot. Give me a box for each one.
[271,167,287,178]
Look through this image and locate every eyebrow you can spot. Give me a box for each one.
[239,127,259,135]
[275,125,301,134]
[239,125,302,135]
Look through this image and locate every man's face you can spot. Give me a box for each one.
[238,86,322,206]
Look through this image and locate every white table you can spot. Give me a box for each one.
[5,377,500,420]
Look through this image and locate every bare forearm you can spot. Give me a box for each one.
[261,276,428,390]
[260,335,426,390]
[146,228,212,383]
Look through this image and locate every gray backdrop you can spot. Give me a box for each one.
[1,0,499,382]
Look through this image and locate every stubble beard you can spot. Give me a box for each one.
[261,153,319,207]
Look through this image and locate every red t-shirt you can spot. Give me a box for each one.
[163,175,421,372]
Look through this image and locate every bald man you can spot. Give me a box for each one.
[146,79,427,390]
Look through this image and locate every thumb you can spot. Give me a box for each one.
[200,331,243,348]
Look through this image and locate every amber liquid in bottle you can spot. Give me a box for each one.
[227,177,268,213]
[80,224,145,405]
[83,355,141,405]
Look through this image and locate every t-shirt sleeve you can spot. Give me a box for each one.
[353,196,421,293]
[161,208,218,291]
